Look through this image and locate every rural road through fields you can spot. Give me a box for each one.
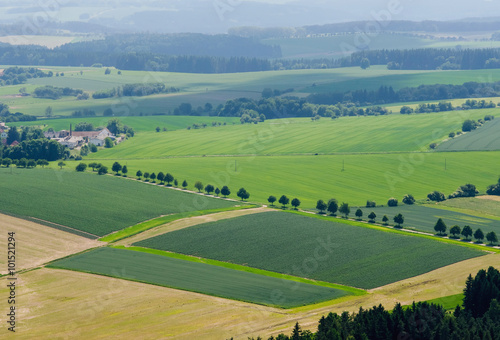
[115,206,272,246]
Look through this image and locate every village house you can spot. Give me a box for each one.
[46,126,114,149]
[0,122,8,140]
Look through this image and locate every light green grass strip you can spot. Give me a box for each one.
[99,205,257,243]
[112,245,366,296]
[426,293,464,310]
[286,210,500,253]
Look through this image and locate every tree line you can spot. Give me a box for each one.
[246,267,500,340]
[340,48,500,70]
[92,83,179,99]
[307,81,500,106]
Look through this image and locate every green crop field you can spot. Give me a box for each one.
[262,34,500,59]
[437,118,500,151]
[85,150,500,208]
[435,197,500,219]
[87,109,499,158]
[299,68,500,94]
[9,115,239,133]
[3,65,500,117]
[48,247,350,308]
[134,211,485,289]
[356,204,500,235]
[0,168,237,238]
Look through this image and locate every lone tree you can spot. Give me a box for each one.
[98,166,108,175]
[157,172,165,184]
[327,199,338,216]
[474,228,485,243]
[434,218,447,235]
[214,187,220,196]
[279,195,290,208]
[237,188,250,201]
[382,215,389,225]
[136,170,143,179]
[486,231,498,245]
[57,161,66,169]
[402,194,415,205]
[393,213,404,228]
[339,202,350,218]
[121,165,128,177]
[165,173,174,185]
[174,179,178,187]
[461,225,473,240]
[182,180,188,189]
[205,184,215,195]
[75,163,87,172]
[194,181,204,192]
[149,172,156,183]
[368,211,377,223]
[355,209,363,220]
[143,172,150,181]
[291,198,301,210]
[267,195,277,206]
[450,225,461,238]
[387,198,398,207]
[221,186,231,198]
[37,159,49,168]
[316,199,327,214]
[112,162,122,175]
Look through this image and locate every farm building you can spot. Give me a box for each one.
[47,127,113,148]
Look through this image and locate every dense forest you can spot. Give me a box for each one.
[307,81,500,106]
[342,48,500,70]
[246,267,500,340]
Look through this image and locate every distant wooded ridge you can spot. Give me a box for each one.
[229,20,500,39]
[0,33,500,73]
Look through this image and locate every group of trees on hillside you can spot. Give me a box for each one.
[0,103,36,122]
[0,66,52,86]
[341,47,500,70]
[33,86,83,100]
[0,126,64,161]
[401,100,496,114]
[92,83,179,99]
[250,267,500,340]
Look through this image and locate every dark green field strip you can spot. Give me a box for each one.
[47,247,350,308]
[437,119,500,151]
[135,211,485,289]
[0,168,237,237]
[357,204,500,235]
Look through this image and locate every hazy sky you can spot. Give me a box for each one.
[0,0,498,33]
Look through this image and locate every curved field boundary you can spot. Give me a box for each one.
[113,206,270,245]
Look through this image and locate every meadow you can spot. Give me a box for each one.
[134,211,485,289]
[87,108,498,158]
[2,65,500,117]
[48,247,350,308]
[84,151,500,208]
[0,168,237,237]
[437,118,500,151]
[436,197,500,219]
[356,204,500,235]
